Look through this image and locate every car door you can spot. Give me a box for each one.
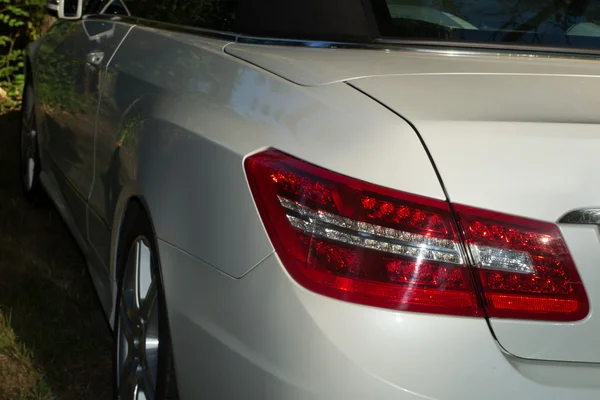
[35,1,133,239]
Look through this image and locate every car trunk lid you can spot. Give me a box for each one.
[350,71,600,363]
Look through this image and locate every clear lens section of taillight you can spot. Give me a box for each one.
[455,205,589,321]
[245,149,481,316]
[245,149,589,321]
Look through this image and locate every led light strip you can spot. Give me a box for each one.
[469,244,535,274]
[278,196,464,264]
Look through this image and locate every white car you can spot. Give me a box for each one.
[21,0,600,399]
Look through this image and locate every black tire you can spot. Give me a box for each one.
[19,81,43,200]
[113,205,179,400]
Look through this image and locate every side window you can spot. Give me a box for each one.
[85,0,106,14]
[101,0,131,16]
[126,0,238,31]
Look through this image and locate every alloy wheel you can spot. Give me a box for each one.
[116,236,160,400]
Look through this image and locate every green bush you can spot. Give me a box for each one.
[0,0,47,112]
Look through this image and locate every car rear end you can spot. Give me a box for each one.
[162,62,600,398]
[156,1,600,398]
[239,144,599,399]
[164,135,600,398]
[235,13,600,400]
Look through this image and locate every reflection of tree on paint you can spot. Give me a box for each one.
[103,109,145,217]
[36,22,98,115]
[117,112,144,150]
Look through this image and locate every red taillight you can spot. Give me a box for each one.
[245,149,589,321]
[455,205,589,321]
[245,149,481,316]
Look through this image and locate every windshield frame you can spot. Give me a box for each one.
[373,36,600,57]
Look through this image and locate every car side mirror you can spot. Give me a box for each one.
[47,0,83,20]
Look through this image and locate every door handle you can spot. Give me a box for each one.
[86,51,105,67]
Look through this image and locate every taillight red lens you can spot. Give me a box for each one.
[245,149,589,322]
[455,205,589,321]
[245,150,481,316]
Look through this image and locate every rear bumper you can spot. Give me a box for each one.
[158,239,600,400]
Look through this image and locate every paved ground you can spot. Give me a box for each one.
[0,110,111,400]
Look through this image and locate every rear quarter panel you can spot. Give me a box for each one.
[90,25,445,282]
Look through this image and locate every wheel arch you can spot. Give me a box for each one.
[110,190,180,399]
[24,37,43,89]
[108,189,156,329]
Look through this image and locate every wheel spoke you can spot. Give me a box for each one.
[138,365,156,400]
[120,302,135,346]
[118,299,138,400]
[122,285,139,324]
[123,241,142,322]
[118,349,138,400]
[143,282,159,391]
[136,240,153,305]
[140,281,158,322]
[144,338,159,391]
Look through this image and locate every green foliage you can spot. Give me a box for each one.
[130,0,236,31]
[0,0,48,112]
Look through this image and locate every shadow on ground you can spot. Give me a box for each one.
[0,110,111,399]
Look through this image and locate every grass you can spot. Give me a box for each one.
[0,311,51,399]
[0,110,111,399]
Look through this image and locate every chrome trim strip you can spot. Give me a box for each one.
[559,209,600,225]
[374,38,600,59]
[235,39,600,61]
[236,36,380,50]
